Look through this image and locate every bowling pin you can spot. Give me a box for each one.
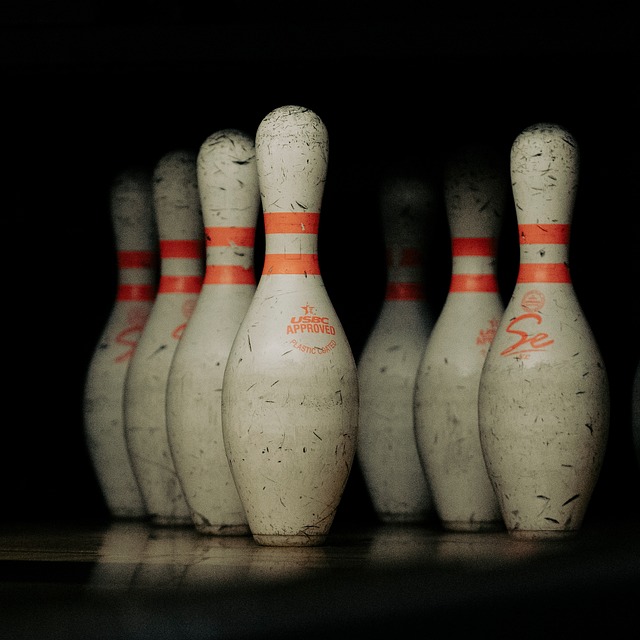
[221,105,359,547]
[166,129,260,536]
[478,122,610,538]
[83,167,157,519]
[124,149,204,526]
[414,144,507,532]
[356,169,438,523]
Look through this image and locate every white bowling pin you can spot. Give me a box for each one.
[221,105,359,547]
[478,123,610,538]
[83,167,157,519]
[414,144,507,532]
[166,129,260,536]
[124,149,204,526]
[356,170,437,523]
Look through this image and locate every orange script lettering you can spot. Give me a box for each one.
[500,312,554,357]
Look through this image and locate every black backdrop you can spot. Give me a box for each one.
[3,6,639,527]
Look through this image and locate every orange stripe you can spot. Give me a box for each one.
[262,253,320,275]
[452,237,496,256]
[158,275,203,293]
[205,227,255,247]
[450,274,499,292]
[518,224,570,244]
[386,248,422,267]
[116,284,156,301]
[117,250,157,269]
[204,265,256,285]
[160,239,204,258]
[517,263,571,283]
[400,248,422,266]
[264,212,319,234]
[385,282,425,300]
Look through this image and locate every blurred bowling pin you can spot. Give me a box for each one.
[221,105,359,547]
[166,129,260,535]
[124,150,204,526]
[414,144,506,532]
[478,123,609,538]
[83,167,157,519]
[356,168,437,523]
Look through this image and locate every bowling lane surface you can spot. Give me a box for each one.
[1,519,638,638]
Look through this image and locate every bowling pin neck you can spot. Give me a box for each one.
[515,222,571,286]
[384,240,425,297]
[110,167,158,302]
[444,144,507,240]
[203,226,256,285]
[510,122,579,227]
[379,175,435,246]
[196,129,260,284]
[116,251,157,303]
[451,237,497,284]
[153,150,204,292]
[510,124,578,286]
[385,245,423,282]
[153,149,202,240]
[111,168,156,252]
[378,173,439,302]
[262,211,320,277]
[256,106,328,214]
[197,129,260,229]
[442,144,506,294]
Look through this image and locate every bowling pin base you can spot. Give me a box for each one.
[253,534,328,547]
[378,513,430,525]
[111,513,150,522]
[196,524,251,537]
[151,516,193,527]
[442,520,504,533]
[507,528,580,540]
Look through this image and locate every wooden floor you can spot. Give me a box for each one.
[1,517,639,638]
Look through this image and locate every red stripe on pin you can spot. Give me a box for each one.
[452,237,496,256]
[385,282,424,300]
[262,253,320,275]
[386,248,423,267]
[117,250,156,269]
[450,274,499,292]
[158,275,203,293]
[264,212,319,234]
[518,224,570,244]
[116,284,156,301]
[160,239,204,258]
[205,227,255,247]
[399,248,422,266]
[204,265,256,285]
[517,263,571,283]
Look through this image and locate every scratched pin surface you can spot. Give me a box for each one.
[414,143,506,532]
[221,105,359,547]
[124,149,204,526]
[478,123,610,538]
[357,167,438,524]
[83,167,157,520]
[166,129,260,536]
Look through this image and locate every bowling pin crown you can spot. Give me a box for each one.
[110,167,156,252]
[444,144,508,238]
[153,149,202,238]
[256,105,328,213]
[378,172,437,247]
[197,129,259,223]
[510,123,579,224]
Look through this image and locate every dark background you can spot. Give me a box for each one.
[2,3,638,527]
